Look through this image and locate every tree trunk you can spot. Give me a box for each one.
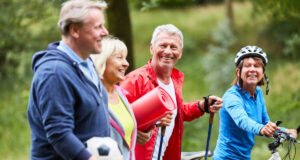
[105,0,135,73]
[225,0,234,31]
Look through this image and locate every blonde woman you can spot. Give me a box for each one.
[91,36,151,160]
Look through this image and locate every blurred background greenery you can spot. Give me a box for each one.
[1,0,299,159]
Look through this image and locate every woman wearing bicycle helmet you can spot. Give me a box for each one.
[213,46,297,160]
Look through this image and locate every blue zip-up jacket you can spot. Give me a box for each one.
[27,42,110,160]
[213,85,269,160]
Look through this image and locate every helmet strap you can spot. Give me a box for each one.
[238,67,245,95]
[238,65,243,87]
[264,73,269,95]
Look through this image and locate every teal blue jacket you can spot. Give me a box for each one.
[213,85,269,160]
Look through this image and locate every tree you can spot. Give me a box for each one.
[105,0,135,72]
[251,0,300,58]
[0,0,59,78]
[225,0,234,31]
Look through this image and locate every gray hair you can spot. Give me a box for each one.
[90,36,128,79]
[150,24,184,48]
[58,0,107,35]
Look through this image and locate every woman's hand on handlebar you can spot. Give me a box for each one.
[285,129,298,138]
[260,122,281,137]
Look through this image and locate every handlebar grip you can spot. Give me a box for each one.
[297,125,300,134]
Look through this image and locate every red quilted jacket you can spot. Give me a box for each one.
[120,60,204,160]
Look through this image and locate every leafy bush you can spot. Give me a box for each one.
[283,33,300,59]
[130,0,224,10]
[141,0,195,11]
[0,0,60,78]
[201,20,236,95]
[251,0,300,59]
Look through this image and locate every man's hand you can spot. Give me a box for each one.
[285,129,298,138]
[137,125,155,145]
[208,95,223,113]
[156,112,173,127]
[260,122,280,137]
[88,155,97,160]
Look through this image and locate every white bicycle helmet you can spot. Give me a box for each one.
[235,45,270,95]
[235,46,268,66]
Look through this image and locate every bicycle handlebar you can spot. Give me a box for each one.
[268,121,300,151]
[268,131,299,151]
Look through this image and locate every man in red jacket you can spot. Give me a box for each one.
[120,24,223,160]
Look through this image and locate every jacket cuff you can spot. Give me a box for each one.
[74,148,92,160]
[197,100,205,113]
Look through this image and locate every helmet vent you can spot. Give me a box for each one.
[234,45,268,66]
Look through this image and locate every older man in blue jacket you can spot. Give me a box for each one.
[27,0,109,159]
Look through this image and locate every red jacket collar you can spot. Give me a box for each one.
[145,59,184,85]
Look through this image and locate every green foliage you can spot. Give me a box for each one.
[138,0,195,11]
[129,0,224,11]
[2,1,300,159]
[251,0,300,59]
[266,62,300,114]
[0,0,30,77]
[0,78,31,159]
[252,0,300,20]
[283,33,300,59]
[201,20,236,95]
[0,0,61,78]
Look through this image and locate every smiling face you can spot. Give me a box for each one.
[150,32,182,72]
[238,57,264,89]
[103,51,129,84]
[77,8,109,57]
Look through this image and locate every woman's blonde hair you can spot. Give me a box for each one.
[91,36,127,78]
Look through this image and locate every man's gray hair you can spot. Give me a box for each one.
[58,0,107,35]
[151,24,184,48]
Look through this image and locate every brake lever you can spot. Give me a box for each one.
[275,120,282,126]
[296,125,300,134]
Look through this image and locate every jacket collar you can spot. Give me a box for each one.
[236,85,258,100]
[146,59,184,85]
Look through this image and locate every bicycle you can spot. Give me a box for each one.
[181,120,300,160]
[268,121,300,160]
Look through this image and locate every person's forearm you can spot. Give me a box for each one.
[50,132,89,159]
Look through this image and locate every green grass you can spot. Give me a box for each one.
[1,1,300,159]
[0,78,31,159]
